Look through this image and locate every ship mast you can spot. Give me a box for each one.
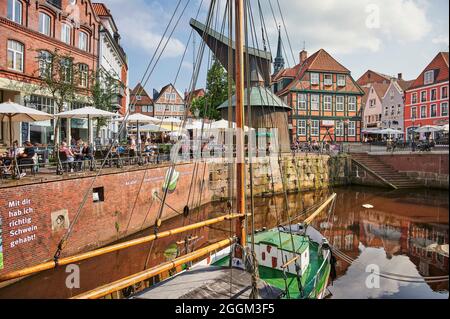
[235,0,246,247]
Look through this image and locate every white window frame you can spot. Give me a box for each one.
[348,96,357,112]
[311,94,320,111]
[7,0,22,24]
[39,12,51,36]
[421,91,427,103]
[60,58,72,83]
[324,95,332,111]
[297,93,307,111]
[130,105,136,112]
[61,23,72,45]
[136,95,142,101]
[298,120,306,136]
[336,96,344,112]
[412,93,418,104]
[310,73,320,85]
[430,89,437,101]
[411,107,417,119]
[441,102,448,117]
[7,40,24,72]
[337,75,346,87]
[442,86,448,99]
[79,64,88,88]
[424,70,434,85]
[38,50,52,77]
[324,74,332,86]
[420,105,427,119]
[311,120,320,137]
[348,121,356,137]
[430,104,437,118]
[79,32,88,52]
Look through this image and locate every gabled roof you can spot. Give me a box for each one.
[154,83,185,104]
[408,52,449,90]
[92,3,111,17]
[371,83,390,100]
[275,49,362,96]
[131,83,153,105]
[357,70,392,86]
[397,80,415,92]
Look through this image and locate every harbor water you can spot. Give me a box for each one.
[0,186,447,299]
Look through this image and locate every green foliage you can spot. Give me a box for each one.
[191,59,232,120]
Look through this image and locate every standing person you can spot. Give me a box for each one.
[129,135,137,158]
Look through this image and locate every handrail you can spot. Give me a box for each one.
[72,238,235,299]
[0,214,244,283]
[351,158,399,190]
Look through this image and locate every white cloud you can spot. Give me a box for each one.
[102,0,186,58]
[263,0,432,58]
[432,35,450,45]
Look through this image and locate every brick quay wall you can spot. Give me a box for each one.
[0,154,349,277]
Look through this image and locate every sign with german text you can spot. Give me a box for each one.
[322,120,335,127]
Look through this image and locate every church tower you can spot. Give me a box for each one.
[273,26,285,74]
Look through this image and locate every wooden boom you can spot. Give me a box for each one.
[0,214,244,283]
[304,193,337,225]
[72,238,235,299]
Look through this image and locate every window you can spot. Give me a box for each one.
[311,120,320,137]
[412,93,418,104]
[79,32,88,51]
[130,105,136,112]
[442,86,448,99]
[297,94,307,111]
[7,0,22,24]
[298,120,306,136]
[79,64,88,87]
[324,95,332,111]
[7,40,24,72]
[310,73,319,85]
[441,103,448,117]
[39,12,51,36]
[348,96,356,112]
[336,96,344,112]
[165,93,176,101]
[390,90,395,100]
[411,107,417,119]
[391,106,395,116]
[38,51,52,78]
[348,121,356,136]
[337,75,346,87]
[424,70,434,85]
[430,104,437,118]
[29,95,55,114]
[335,121,344,137]
[136,95,142,101]
[93,187,105,203]
[397,104,402,115]
[431,89,437,101]
[420,106,427,118]
[421,91,427,103]
[324,74,332,86]
[311,94,320,111]
[61,23,72,45]
[60,58,72,83]
[385,107,389,116]
[369,99,376,107]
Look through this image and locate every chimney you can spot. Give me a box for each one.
[300,50,308,64]
[398,73,403,80]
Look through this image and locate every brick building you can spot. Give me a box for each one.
[404,52,449,141]
[0,0,102,145]
[153,84,185,121]
[272,45,365,143]
[129,83,154,116]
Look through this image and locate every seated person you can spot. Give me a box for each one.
[17,141,37,175]
[59,142,75,163]
[81,143,93,160]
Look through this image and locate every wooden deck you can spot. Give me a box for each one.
[133,266,283,299]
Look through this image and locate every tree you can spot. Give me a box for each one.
[90,70,123,137]
[191,59,232,120]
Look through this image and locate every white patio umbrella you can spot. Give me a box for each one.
[441,124,449,133]
[130,124,169,133]
[161,117,183,131]
[379,128,404,136]
[415,125,443,133]
[210,119,253,132]
[117,113,160,146]
[0,100,53,146]
[55,107,120,145]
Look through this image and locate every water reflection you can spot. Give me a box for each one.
[0,187,447,299]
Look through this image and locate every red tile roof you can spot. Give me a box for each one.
[92,3,111,17]
[408,52,449,90]
[372,83,390,99]
[131,83,153,105]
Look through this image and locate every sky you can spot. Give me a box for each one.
[101,0,450,95]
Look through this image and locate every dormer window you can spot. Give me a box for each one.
[7,0,22,24]
[424,70,434,85]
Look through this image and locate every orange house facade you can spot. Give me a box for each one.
[273,49,364,144]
